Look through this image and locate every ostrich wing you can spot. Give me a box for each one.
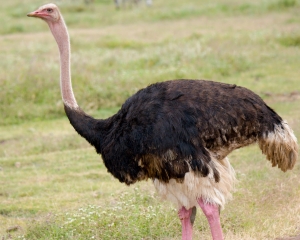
[98,80,282,185]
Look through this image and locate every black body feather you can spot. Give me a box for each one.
[64,79,283,185]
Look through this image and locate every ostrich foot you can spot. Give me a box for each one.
[197,198,224,240]
[178,206,196,240]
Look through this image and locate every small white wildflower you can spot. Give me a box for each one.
[108,222,115,227]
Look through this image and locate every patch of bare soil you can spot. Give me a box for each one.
[276,234,300,240]
[264,91,300,103]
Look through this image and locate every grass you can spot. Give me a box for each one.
[0,0,300,239]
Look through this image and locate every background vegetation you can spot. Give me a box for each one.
[0,0,299,239]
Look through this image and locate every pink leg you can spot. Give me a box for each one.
[178,206,193,240]
[197,198,224,240]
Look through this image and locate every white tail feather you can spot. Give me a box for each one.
[259,121,298,171]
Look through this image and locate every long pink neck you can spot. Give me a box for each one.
[47,18,78,109]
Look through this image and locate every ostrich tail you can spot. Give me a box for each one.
[258,121,298,171]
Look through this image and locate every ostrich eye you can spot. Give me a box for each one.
[46,8,53,13]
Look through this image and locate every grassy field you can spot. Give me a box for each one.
[0,0,300,239]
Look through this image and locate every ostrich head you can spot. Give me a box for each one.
[27,3,61,23]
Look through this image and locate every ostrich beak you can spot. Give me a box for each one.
[27,10,42,18]
[27,11,37,17]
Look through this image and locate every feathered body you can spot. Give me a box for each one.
[65,79,297,208]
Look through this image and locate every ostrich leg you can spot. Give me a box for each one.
[197,198,224,240]
[178,206,196,240]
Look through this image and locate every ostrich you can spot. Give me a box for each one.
[27,4,298,240]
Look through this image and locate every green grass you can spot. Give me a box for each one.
[277,34,300,47]
[0,0,300,239]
